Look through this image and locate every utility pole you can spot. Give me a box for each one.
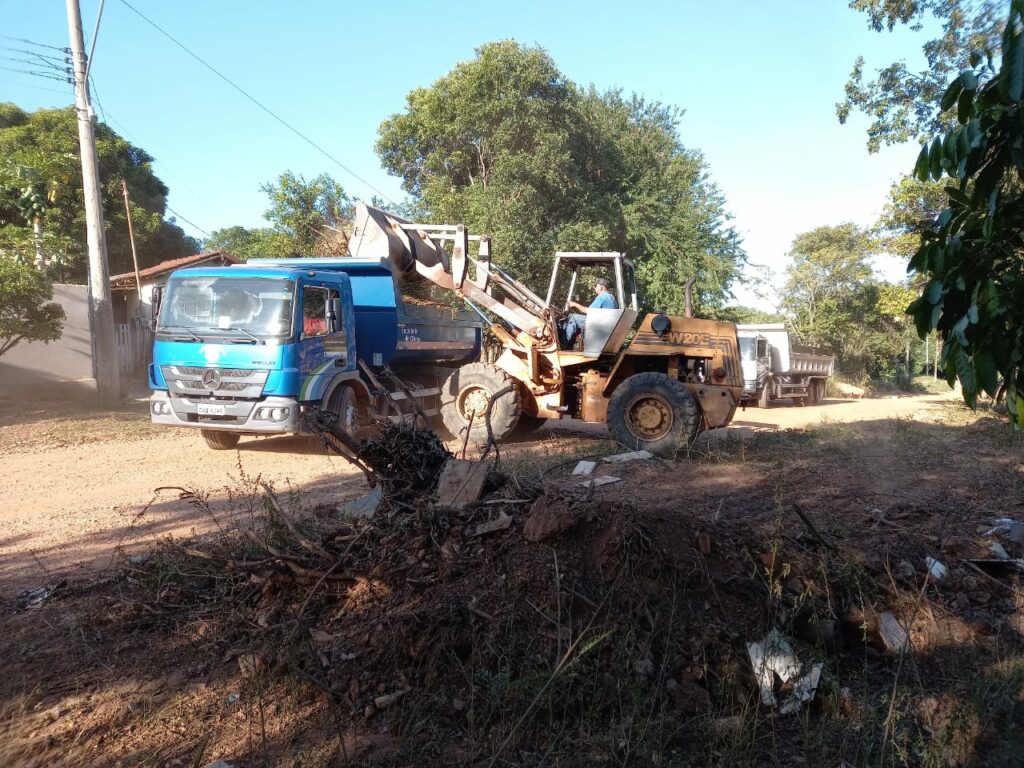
[66,0,121,403]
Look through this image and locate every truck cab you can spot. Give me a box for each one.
[148,256,483,449]
[149,266,356,442]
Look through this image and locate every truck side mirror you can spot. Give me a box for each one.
[328,297,343,333]
[150,286,163,331]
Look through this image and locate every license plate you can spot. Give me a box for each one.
[197,403,226,416]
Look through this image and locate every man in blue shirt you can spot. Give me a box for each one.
[560,277,617,348]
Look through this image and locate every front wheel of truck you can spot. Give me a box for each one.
[201,429,240,450]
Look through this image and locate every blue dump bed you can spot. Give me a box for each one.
[247,258,481,368]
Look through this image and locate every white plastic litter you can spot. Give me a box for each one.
[779,663,824,715]
[746,628,802,707]
[925,556,948,581]
[603,450,654,463]
[572,460,597,476]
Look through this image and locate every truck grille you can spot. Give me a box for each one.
[161,366,269,399]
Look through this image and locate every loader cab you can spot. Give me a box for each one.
[545,252,639,358]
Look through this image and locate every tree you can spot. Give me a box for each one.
[781,224,874,347]
[261,172,353,256]
[375,41,744,314]
[0,256,65,357]
[779,224,919,382]
[839,0,1003,152]
[875,175,950,258]
[907,0,1024,421]
[0,103,198,281]
[206,172,354,259]
[204,225,291,260]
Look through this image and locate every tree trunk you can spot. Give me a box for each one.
[32,218,44,269]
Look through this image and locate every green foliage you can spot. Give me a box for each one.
[260,171,353,256]
[206,172,354,259]
[0,103,198,281]
[876,175,950,258]
[713,305,785,324]
[0,256,65,356]
[204,225,288,260]
[781,224,874,346]
[907,0,1024,420]
[375,41,744,314]
[781,223,918,381]
[840,1,1003,152]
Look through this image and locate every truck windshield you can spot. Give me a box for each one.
[739,337,755,361]
[157,276,294,340]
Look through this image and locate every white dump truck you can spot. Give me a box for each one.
[736,323,835,407]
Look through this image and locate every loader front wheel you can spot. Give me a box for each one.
[201,429,240,450]
[441,363,521,446]
[607,372,699,458]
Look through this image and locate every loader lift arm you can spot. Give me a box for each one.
[349,203,557,353]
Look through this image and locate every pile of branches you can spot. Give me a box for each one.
[356,423,452,504]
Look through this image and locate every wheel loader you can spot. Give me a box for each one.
[346,203,744,457]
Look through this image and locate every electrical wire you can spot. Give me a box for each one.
[165,206,212,238]
[0,79,71,96]
[0,64,69,82]
[116,0,395,206]
[2,36,69,53]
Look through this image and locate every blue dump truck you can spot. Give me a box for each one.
[148,256,481,449]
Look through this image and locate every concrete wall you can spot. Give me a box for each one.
[0,284,96,398]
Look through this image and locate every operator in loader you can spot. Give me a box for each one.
[560,276,617,349]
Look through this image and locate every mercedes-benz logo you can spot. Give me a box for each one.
[201,369,222,390]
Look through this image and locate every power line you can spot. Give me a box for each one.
[0,54,68,74]
[0,78,71,96]
[116,0,395,206]
[2,36,69,53]
[0,64,70,83]
[165,205,212,238]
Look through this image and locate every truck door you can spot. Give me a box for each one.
[298,282,353,402]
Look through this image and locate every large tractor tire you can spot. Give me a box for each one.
[606,372,700,458]
[201,429,240,450]
[441,363,521,446]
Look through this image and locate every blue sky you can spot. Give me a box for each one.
[3,1,932,308]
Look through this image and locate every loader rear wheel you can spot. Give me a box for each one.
[607,372,699,458]
[201,429,240,450]
[441,363,521,446]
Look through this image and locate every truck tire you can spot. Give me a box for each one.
[201,429,240,450]
[606,372,699,458]
[441,363,521,445]
[327,384,361,442]
[758,382,770,409]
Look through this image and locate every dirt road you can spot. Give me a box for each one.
[0,393,954,595]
